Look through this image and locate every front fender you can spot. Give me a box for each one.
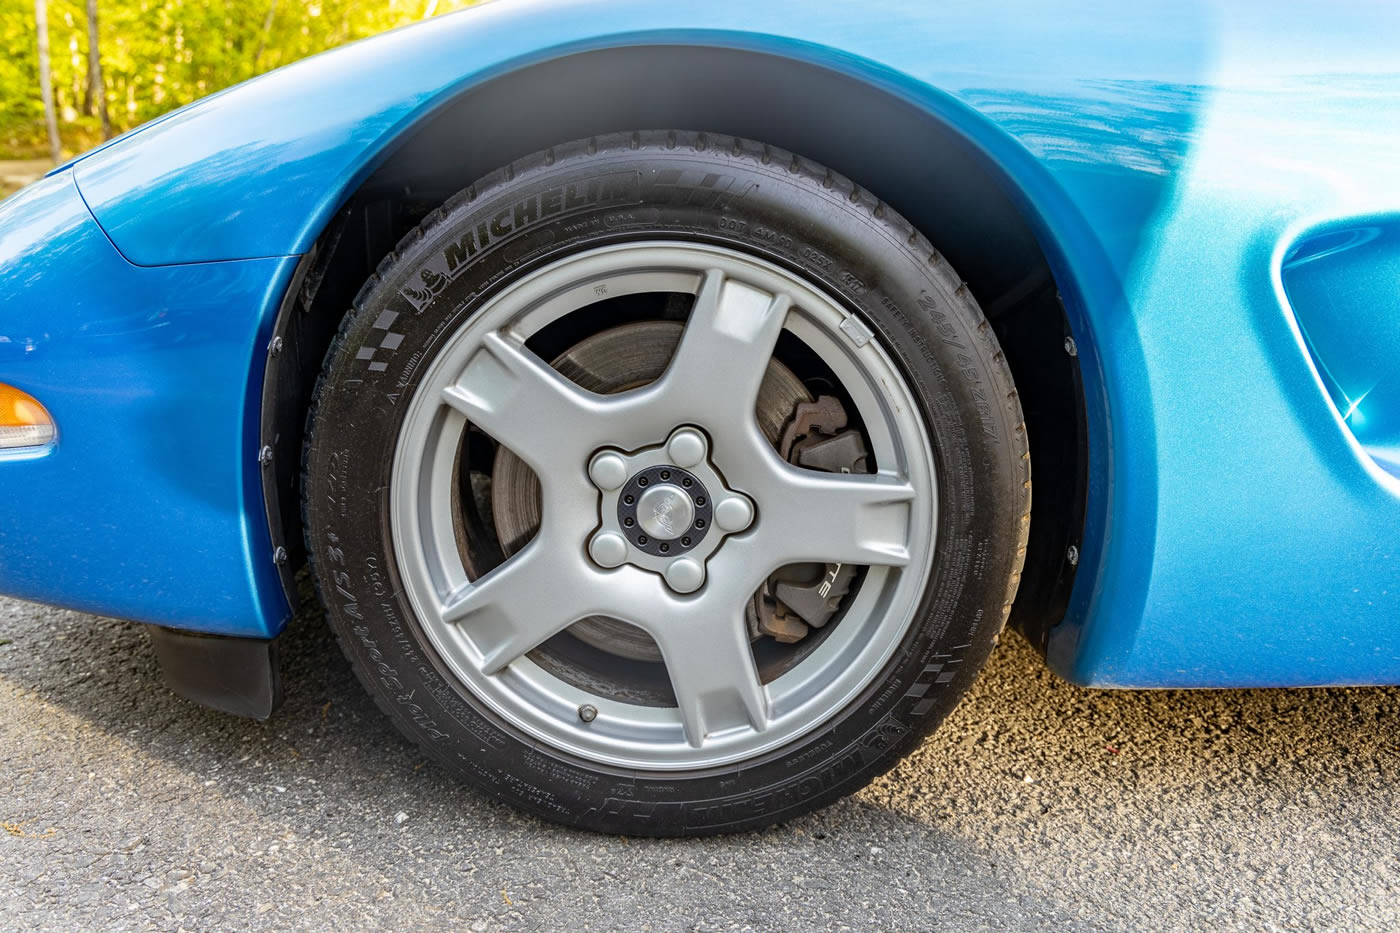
[67,0,1195,654]
[34,0,1400,684]
[0,173,294,635]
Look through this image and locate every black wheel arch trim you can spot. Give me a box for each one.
[256,44,1089,658]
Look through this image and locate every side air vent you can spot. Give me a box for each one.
[1282,219,1400,479]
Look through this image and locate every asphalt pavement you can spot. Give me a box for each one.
[2,591,1396,931]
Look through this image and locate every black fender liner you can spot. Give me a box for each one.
[257,46,1089,660]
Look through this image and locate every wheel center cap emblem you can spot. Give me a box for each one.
[586,427,755,593]
[617,465,712,556]
[636,485,694,540]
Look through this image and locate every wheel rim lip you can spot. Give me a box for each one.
[390,241,937,770]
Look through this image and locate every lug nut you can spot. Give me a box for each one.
[664,558,704,593]
[588,532,628,568]
[666,428,707,468]
[588,452,628,491]
[578,704,598,723]
[715,495,754,532]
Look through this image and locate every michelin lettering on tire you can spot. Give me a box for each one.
[303,130,1029,836]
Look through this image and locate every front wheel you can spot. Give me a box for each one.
[303,131,1029,835]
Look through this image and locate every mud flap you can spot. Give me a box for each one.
[148,626,283,720]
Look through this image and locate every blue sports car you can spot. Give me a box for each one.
[1,0,1397,835]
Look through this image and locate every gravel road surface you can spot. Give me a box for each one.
[2,592,1396,931]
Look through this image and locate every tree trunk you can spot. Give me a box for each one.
[253,0,278,73]
[35,0,61,164]
[83,0,111,139]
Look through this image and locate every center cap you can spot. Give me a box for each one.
[586,426,755,594]
[617,464,712,556]
[636,484,695,540]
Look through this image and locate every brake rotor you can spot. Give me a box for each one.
[490,319,811,662]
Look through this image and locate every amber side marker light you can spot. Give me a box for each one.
[0,383,55,450]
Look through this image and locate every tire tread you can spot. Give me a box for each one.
[301,130,1031,835]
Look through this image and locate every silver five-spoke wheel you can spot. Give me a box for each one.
[391,243,936,768]
[305,131,1028,834]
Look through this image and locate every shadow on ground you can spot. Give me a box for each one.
[1,592,1396,931]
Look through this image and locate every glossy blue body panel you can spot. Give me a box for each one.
[0,173,294,635]
[3,0,1398,685]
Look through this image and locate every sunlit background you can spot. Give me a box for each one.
[1,0,481,195]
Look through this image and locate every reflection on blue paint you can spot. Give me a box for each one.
[1,0,1398,687]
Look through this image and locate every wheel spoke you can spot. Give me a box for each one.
[439,534,595,675]
[756,467,915,568]
[441,330,600,473]
[390,241,938,770]
[652,607,769,748]
[657,268,791,425]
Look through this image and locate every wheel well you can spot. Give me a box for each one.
[261,44,1086,653]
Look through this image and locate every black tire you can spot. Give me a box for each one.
[302,131,1029,836]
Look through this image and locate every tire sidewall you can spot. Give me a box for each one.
[304,136,1024,833]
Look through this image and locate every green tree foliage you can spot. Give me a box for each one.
[1,0,479,159]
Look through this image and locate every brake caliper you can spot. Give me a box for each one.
[747,395,868,644]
